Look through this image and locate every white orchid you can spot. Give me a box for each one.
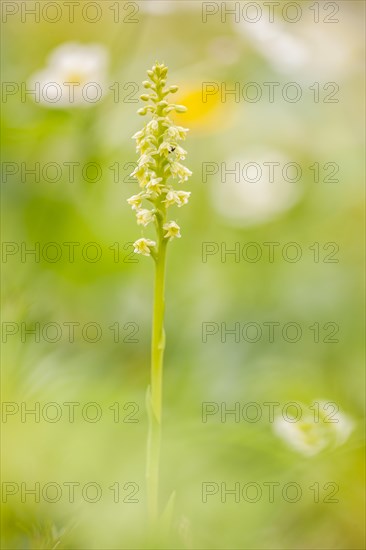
[128,64,192,525]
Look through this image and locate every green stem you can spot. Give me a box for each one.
[146,233,167,526]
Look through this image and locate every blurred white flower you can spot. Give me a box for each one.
[210,151,302,226]
[237,20,309,73]
[29,42,108,108]
[140,0,175,14]
[296,22,361,79]
[140,0,200,14]
[207,36,241,66]
[274,401,354,456]
[235,17,360,78]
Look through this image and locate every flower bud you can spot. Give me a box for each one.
[140,94,150,101]
[169,85,179,93]
[174,105,188,113]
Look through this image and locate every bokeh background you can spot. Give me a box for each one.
[1,1,365,548]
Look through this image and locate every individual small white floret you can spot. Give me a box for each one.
[170,163,193,183]
[136,209,155,226]
[164,190,191,207]
[127,194,144,210]
[133,238,156,256]
[163,221,181,240]
[146,178,163,195]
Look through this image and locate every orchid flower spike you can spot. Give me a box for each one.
[128,62,192,257]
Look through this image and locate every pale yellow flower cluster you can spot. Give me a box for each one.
[273,401,354,456]
[127,63,192,257]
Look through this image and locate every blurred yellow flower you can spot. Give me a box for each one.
[171,84,234,134]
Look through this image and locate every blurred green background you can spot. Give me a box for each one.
[1,1,365,549]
